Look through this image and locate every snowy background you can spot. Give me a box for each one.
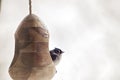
[0,0,120,80]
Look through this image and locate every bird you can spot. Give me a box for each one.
[50,48,64,65]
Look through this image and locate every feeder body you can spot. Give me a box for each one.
[9,14,56,80]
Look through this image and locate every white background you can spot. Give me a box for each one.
[0,0,120,80]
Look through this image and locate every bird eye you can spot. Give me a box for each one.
[54,50,60,53]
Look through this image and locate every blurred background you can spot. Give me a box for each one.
[1,0,120,80]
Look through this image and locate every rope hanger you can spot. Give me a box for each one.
[29,0,32,14]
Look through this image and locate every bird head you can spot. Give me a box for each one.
[51,48,64,55]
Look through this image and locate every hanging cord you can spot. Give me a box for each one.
[29,0,32,15]
[0,0,1,12]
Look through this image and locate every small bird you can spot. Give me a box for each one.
[50,48,64,65]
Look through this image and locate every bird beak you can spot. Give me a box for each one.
[61,51,64,53]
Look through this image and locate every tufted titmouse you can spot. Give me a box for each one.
[50,48,64,65]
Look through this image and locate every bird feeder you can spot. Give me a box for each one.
[9,0,56,80]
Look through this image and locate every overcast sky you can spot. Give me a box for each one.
[1,0,120,80]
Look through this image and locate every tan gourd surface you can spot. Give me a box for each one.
[9,14,56,80]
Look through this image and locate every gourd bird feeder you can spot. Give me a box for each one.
[9,0,56,80]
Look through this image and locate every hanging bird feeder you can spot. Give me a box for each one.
[9,0,56,80]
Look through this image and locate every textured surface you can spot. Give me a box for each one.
[9,14,56,80]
